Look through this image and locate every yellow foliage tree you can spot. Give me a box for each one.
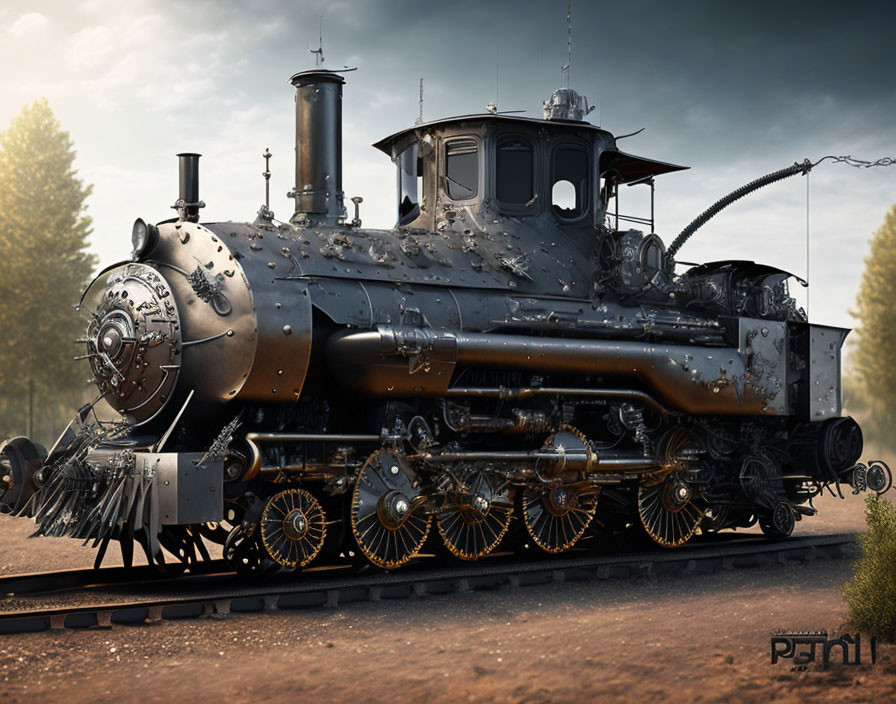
[0,99,96,445]
[844,495,896,641]
[852,204,896,450]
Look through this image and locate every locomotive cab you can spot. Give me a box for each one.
[377,116,612,232]
[375,88,687,263]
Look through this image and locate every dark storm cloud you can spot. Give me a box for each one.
[211,0,896,162]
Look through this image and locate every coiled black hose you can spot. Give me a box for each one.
[666,159,813,258]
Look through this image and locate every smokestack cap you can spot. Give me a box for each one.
[289,69,346,87]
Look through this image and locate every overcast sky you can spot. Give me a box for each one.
[1,0,894,338]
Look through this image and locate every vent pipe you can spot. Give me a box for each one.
[288,69,345,225]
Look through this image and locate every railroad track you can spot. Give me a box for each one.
[0,559,230,597]
[0,532,857,635]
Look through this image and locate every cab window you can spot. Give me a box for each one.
[445,138,478,200]
[496,136,534,207]
[397,144,421,225]
[551,144,589,220]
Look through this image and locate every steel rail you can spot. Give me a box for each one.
[0,532,857,635]
[0,560,229,598]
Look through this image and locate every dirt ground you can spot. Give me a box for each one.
[1,475,894,703]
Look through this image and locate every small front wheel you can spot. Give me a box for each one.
[224,523,277,575]
[759,502,795,540]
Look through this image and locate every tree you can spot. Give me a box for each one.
[852,203,896,451]
[844,495,896,641]
[0,99,96,445]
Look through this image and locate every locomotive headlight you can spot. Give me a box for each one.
[131,218,159,260]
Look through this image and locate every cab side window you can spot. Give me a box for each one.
[397,144,421,225]
[495,136,534,207]
[551,144,588,220]
[445,138,478,201]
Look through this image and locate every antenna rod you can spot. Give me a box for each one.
[567,1,572,88]
[496,48,499,108]
[309,15,324,66]
[263,148,272,209]
[415,78,424,125]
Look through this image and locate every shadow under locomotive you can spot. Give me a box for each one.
[1,68,890,575]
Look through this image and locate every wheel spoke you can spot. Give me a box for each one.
[437,471,513,560]
[259,488,327,568]
[637,478,702,548]
[351,450,431,569]
[522,487,595,553]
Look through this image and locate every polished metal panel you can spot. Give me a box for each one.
[809,324,848,419]
[241,276,313,401]
[150,221,258,404]
[143,452,223,525]
[203,222,314,402]
[737,318,789,414]
[309,278,463,331]
[443,386,673,415]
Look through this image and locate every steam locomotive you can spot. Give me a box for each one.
[1,69,887,574]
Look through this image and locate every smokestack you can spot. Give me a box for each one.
[176,153,203,222]
[289,69,345,225]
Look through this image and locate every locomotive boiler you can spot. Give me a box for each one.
[1,68,888,574]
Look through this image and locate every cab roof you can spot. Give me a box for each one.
[373,112,614,155]
[373,113,688,184]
